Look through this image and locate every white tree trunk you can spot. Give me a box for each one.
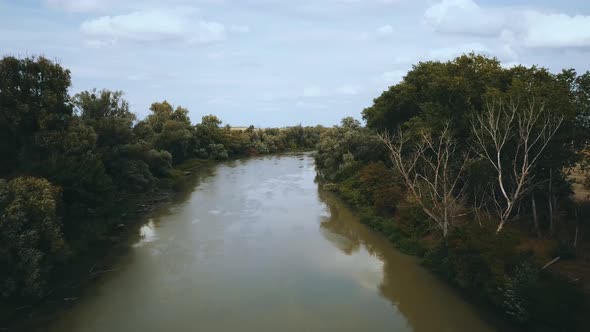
[471,98,563,234]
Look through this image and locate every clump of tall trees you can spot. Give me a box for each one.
[0,56,323,309]
[315,53,590,331]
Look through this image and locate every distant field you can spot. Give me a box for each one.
[229,126,250,131]
[229,126,292,131]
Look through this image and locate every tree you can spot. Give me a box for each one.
[340,116,361,129]
[380,125,471,237]
[147,101,195,163]
[73,89,136,148]
[363,53,506,134]
[471,98,563,233]
[156,119,193,163]
[0,177,65,298]
[0,58,115,221]
[315,121,386,181]
[146,101,174,133]
[194,115,226,158]
[0,56,73,175]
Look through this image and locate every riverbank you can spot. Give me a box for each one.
[320,169,589,332]
[26,153,501,332]
[1,152,315,330]
[0,158,214,331]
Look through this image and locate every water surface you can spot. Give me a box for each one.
[43,154,496,332]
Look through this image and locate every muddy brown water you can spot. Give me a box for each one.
[41,153,497,332]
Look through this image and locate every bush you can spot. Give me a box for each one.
[358,162,403,213]
[395,201,430,238]
[0,177,66,299]
[424,224,586,331]
[424,224,519,302]
[501,261,540,323]
[518,273,585,331]
[322,183,338,191]
[208,144,229,160]
[196,148,209,159]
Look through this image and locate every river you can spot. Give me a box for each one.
[41,153,497,332]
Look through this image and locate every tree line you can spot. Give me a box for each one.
[315,53,590,331]
[0,56,323,310]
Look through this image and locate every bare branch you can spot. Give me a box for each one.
[379,124,472,237]
[471,97,563,233]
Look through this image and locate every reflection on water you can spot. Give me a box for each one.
[40,153,497,332]
[132,220,158,248]
[318,189,498,332]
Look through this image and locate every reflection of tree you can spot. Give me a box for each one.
[317,187,499,332]
[136,165,217,237]
[319,202,361,255]
[171,166,217,204]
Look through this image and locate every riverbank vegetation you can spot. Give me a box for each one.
[0,56,323,322]
[315,53,590,331]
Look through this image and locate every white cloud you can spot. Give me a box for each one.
[424,0,508,36]
[427,42,517,62]
[425,0,590,49]
[80,9,226,45]
[524,12,590,48]
[502,61,531,69]
[375,25,394,37]
[7,0,587,128]
[428,42,489,60]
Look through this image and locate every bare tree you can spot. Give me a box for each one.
[471,98,563,233]
[380,125,471,237]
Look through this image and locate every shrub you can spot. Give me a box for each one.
[424,224,519,302]
[0,177,66,298]
[208,144,229,160]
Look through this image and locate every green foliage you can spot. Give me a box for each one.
[515,272,585,331]
[315,53,590,332]
[3,53,588,331]
[0,177,65,298]
[334,162,403,212]
[315,119,387,181]
[363,54,504,132]
[362,54,586,226]
[395,201,430,238]
[499,260,585,331]
[146,102,194,164]
[425,225,519,299]
[208,143,229,160]
[0,56,324,304]
[501,261,540,323]
[212,124,322,158]
[0,56,73,175]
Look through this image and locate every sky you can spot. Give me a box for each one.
[1,0,590,127]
